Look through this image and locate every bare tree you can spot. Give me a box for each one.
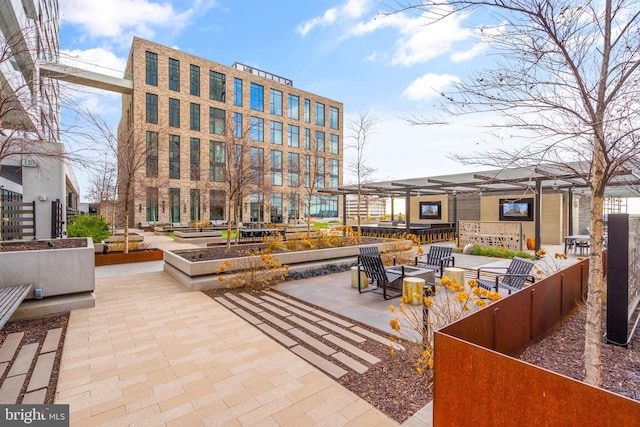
[298,150,321,238]
[347,111,379,234]
[391,0,640,386]
[218,112,257,250]
[86,154,117,232]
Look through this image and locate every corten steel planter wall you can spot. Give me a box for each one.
[433,255,640,426]
[95,248,164,266]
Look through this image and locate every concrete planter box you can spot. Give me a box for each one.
[104,232,144,243]
[95,248,164,266]
[0,237,95,319]
[164,241,393,291]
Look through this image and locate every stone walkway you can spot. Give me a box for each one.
[0,328,63,404]
[55,270,397,426]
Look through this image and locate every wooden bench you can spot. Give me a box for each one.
[0,284,33,329]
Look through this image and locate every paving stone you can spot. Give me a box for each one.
[318,321,366,344]
[331,352,368,374]
[311,310,354,327]
[239,292,263,304]
[0,362,8,377]
[255,324,297,348]
[231,297,264,314]
[41,328,63,354]
[7,343,38,377]
[288,329,335,356]
[0,332,24,363]
[232,308,263,326]
[351,326,405,351]
[323,334,380,365]
[259,302,290,317]
[22,389,46,404]
[290,346,346,379]
[259,294,290,308]
[281,305,321,322]
[27,352,56,391]
[213,296,237,310]
[269,294,317,312]
[286,316,327,336]
[0,374,26,404]
[256,312,294,331]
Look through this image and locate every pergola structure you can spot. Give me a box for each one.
[322,164,640,251]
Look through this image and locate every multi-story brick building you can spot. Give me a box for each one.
[119,37,343,227]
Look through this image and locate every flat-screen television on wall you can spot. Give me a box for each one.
[419,201,442,220]
[499,198,534,221]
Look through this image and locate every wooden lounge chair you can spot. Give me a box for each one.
[476,257,536,294]
[357,253,405,300]
[414,245,455,277]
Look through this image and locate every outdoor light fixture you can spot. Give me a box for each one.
[161,200,165,213]
[183,200,187,213]
[552,181,558,192]
[138,203,142,212]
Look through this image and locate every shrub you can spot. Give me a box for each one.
[67,214,110,243]
[471,245,535,260]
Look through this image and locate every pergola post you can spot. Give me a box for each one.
[390,197,394,222]
[342,193,347,237]
[405,189,411,232]
[568,187,574,236]
[534,178,542,252]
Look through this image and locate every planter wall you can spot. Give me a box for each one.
[0,238,94,299]
[95,248,164,266]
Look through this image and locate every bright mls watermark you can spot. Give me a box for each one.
[1,405,68,426]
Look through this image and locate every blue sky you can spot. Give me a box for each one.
[58,0,502,200]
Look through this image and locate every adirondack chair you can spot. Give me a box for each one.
[357,253,405,300]
[414,245,455,277]
[476,257,536,294]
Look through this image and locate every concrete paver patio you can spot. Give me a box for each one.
[56,269,397,426]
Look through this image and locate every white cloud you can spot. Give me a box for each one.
[403,73,460,102]
[59,48,127,78]
[297,0,371,36]
[450,43,487,62]
[392,13,472,66]
[60,0,192,43]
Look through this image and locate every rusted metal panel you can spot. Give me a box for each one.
[434,333,640,426]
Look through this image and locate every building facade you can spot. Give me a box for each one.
[345,195,387,218]
[0,0,78,240]
[119,37,344,227]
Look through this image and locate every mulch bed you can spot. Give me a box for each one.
[0,239,87,252]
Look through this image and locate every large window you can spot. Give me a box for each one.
[270,193,283,223]
[288,125,299,148]
[210,190,225,220]
[168,58,180,91]
[210,141,225,182]
[145,93,158,124]
[250,147,264,185]
[304,128,310,149]
[190,64,200,96]
[209,71,226,102]
[209,107,225,135]
[315,102,325,126]
[190,189,200,221]
[270,89,283,116]
[270,150,282,186]
[288,94,299,120]
[250,83,264,111]
[329,106,339,129]
[304,99,310,122]
[169,188,180,223]
[190,103,200,131]
[329,159,339,187]
[250,116,264,142]
[315,157,325,189]
[169,98,180,127]
[145,51,157,86]
[270,121,282,145]
[250,193,264,222]
[146,131,158,178]
[329,134,339,154]
[315,130,325,152]
[234,112,243,138]
[288,194,300,220]
[190,137,200,181]
[234,78,243,106]
[146,187,158,221]
[169,135,180,179]
[287,152,299,187]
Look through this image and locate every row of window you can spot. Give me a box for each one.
[145,51,340,129]
[144,188,338,223]
[145,96,339,153]
[146,132,339,187]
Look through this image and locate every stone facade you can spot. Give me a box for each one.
[119,37,344,227]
